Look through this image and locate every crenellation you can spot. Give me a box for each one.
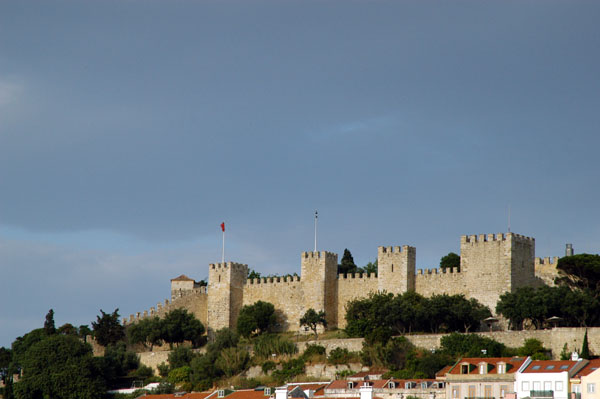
[133,230,559,336]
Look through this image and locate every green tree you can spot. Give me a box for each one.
[0,347,11,383]
[556,254,600,296]
[78,325,92,341]
[57,323,78,336]
[440,252,461,271]
[338,249,358,274]
[215,347,249,377]
[13,334,106,399]
[92,309,125,347]
[161,309,205,347]
[440,332,510,358]
[518,339,548,359]
[363,260,378,275]
[581,330,590,359]
[236,301,277,338]
[300,309,327,338]
[168,346,195,369]
[127,317,164,351]
[44,309,56,335]
[559,343,570,360]
[248,269,261,279]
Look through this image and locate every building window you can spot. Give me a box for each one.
[469,385,476,398]
[587,384,595,394]
[501,385,508,397]
[498,364,505,374]
[389,382,396,389]
[533,382,541,391]
[461,364,469,374]
[556,382,563,392]
[523,382,530,391]
[452,387,460,398]
[545,382,552,391]
[348,382,355,389]
[485,385,492,398]
[480,364,486,374]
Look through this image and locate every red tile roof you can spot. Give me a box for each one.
[287,383,328,396]
[224,389,272,399]
[574,359,600,377]
[171,274,195,281]
[523,360,579,373]
[448,357,526,375]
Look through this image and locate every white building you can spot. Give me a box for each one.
[516,360,588,399]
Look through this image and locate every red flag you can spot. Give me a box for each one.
[221,222,225,232]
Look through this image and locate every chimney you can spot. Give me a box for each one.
[275,388,288,399]
[566,244,574,257]
[360,383,373,399]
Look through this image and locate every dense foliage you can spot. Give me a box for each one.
[299,308,327,338]
[496,285,600,329]
[556,254,600,296]
[13,334,106,399]
[345,291,491,337]
[440,252,461,271]
[236,301,277,338]
[127,309,206,349]
[92,309,125,347]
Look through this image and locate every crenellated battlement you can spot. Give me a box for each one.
[417,266,460,275]
[461,232,534,244]
[339,272,377,279]
[535,256,559,265]
[246,275,301,285]
[301,251,337,261]
[209,262,248,271]
[378,245,415,255]
[130,230,557,334]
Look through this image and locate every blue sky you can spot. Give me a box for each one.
[1,0,599,347]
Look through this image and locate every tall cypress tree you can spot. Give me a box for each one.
[581,329,590,359]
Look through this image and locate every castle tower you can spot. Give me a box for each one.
[207,262,248,333]
[460,232,535,312]
[377,245,416,294]
[300,251,338,329]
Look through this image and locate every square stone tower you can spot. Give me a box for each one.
[300,251,338,329]
[460,232,535,312]
[377,245,416,294]
[207,262,248,333]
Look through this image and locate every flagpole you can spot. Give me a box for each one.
[221,222,225,264]
[314,210,318,253]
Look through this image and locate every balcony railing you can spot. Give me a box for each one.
[530,390,554,398]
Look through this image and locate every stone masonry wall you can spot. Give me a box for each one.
[243,277,304,331]
[124,290,208,327]
[535,257,559,286]
[139,231,560,338]
[415,267,465,298]
[336,274,378,329]
[295,327,600,360]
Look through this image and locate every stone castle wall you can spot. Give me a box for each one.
[124,288,208,327]
[415,267,465,298]
[336,274,378,329]
[535,256,559,286]
[127,231,560,337]
[243,277,304,331]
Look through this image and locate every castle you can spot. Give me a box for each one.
[124,232,560,334]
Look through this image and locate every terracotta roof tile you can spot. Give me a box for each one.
[171,274,195,281]
[448,357,526,375]
[523,360,579,373]
[576,359,600,377]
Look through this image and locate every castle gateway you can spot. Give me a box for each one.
[125,232,559,334]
